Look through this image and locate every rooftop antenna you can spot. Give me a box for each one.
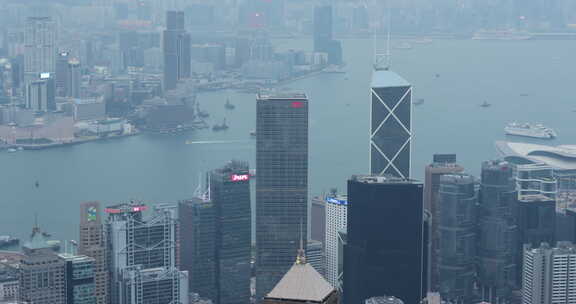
[296,218,306,264]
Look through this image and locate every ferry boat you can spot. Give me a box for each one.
[480,101,491,108]
[472,30,532,40]
[413,98,425,106]
[505,122,557,139]
[225,98,235,110]
[212,119,229,132]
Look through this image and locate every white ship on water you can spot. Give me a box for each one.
[505,122,557,139]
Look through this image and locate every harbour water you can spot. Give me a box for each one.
[1,38,576,242]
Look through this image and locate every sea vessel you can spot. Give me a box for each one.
[250,130,256,137]
[505,122,556,139]
[413,98,425,106]
[7,148,17,153]
[196,103,209,118]
[393,42,413,50]
[480,101,491,108]
[225,98,235,110]
[323,65,347,73]
[212,119,229,131]
[0,236,19,249]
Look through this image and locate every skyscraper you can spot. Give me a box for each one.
[19,225,66,304]
[24,17,56,80]
[60,254,96,304]
[67,58,81,98]
[344,175,424,304]
[313,5,342,65]
[437,174,477,302]
[105,202,187,304]
[163,11,191,91]
[55,51,70,97]
[210,161,252,304]
[311,197,326,245]
[256,92,309,300]
[523,242,576,304]
[516,194,556,284]
[25,73,55,112]
[306,240,325,277]
[79,202,108,304]
[477,160,518,302]
[424,154,464,292]
[179,198,217,302]
[370,70,412,179]
[324,195,347,289]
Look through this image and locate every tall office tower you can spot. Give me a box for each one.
[263,249,338,304]
[67,58,81,98]
[60,254,96,304]
[370,70,412,179]
[105,202,186,304]
[344,175,424,304]
[423,154,464,292]
[255,92,309,300]
[437,174,477,303]
[516,194,556,284]
[26,73,55,111]
[313,5,342,65]
[324,195,348,288]
[210,161,252,304]
[121,266,189,304]
[306,240,325,277]
[311,198,326,244]
[179,198,218,302]
[163,11,191,91]
[336,230,346,292]
[19,225,67,304]
[523,242,576,304]
[477,161,518,303]
[313,5,332,53]
[55,51,70,97]
[79,202,108,304]
[515,163,557,199]
[24,17,56,80]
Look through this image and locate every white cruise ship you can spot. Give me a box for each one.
[505,122,556,139]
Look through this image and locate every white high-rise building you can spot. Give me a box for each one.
[324,195,347,289]
[523,242,576,304]
[24,17,56,78]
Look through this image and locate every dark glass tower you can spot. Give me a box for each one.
[178,198,217,302]
[437,174,477,302]
[477,161,518,302]
[163,11,191,91]
[370,70,412,179]
[313,5,332,53]
[344,175,424,304]
[210,161,252,304]
[255,92,308,300]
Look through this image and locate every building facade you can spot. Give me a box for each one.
[344,175,424,304]
[163,11,191,90]
[311,197,326,245]
[256,92,309,300]
[477,161,518,302]
[79,201,108,304]
[60,254,96,304]
[119,266,188,304]
[306,240,324,277]
[105,202,186,304]
[26,74,55,112]
[210,161,252,304]
[324,195,347,289]
[370,70,412,179]
[178,198,217,302]
[523,242,576,304]
[424,154,464,292]
[24,17,56,79]
[19,226,66,304]
[437,174,476,302]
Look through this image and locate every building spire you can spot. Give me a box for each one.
[296,218,306,264]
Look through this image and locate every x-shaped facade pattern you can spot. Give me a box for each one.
[370,84,412,179]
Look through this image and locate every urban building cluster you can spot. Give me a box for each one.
[2,1,576,304]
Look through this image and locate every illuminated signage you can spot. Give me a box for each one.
[87,206,97,221]
[231,174,250,182]
[326,197,348,206]
[291,101,304,108]
[105,205,147,213]
[39,72,51,79]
